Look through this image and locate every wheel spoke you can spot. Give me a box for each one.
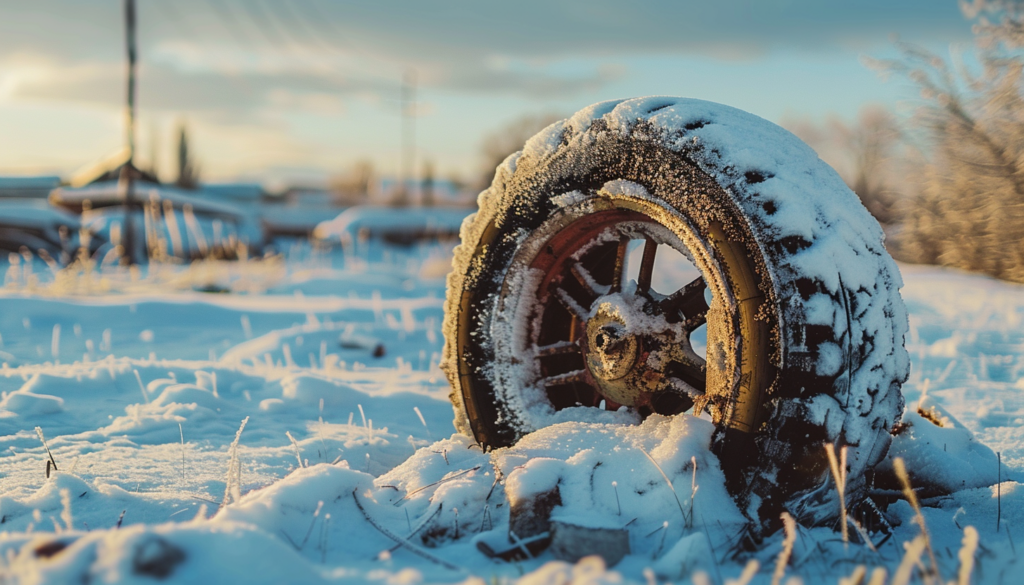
[541,369,588,387]
[636,238,658,294]
[571,262,609,297]
[553,287,588,320]
[535,340,579,357]
[681,314,707,333]
[660,276,709,324]
[665,357,707,394]
[610,237,629,293]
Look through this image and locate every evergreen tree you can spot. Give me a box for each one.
[175,123,200,190]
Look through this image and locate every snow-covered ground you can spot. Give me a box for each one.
[0,243,1020,584]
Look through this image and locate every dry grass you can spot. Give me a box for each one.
[956,526,979,585]
[867,567,887,585]
[839,565,866,585]
[34,426,59,475]
[636,444,688,526]
[59,488,72,532]
[726,559,760,585]
[891,534,928,585]
[892,457,940,582]
[3,240,288,298]
[772,512,797,585]
[286,431,305,469]
[825,443,848,545]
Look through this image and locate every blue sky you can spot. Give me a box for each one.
[0,1,974,185]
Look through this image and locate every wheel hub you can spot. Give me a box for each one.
[584,307,639,383]
[581,295,669,407]
[507,211,712,416]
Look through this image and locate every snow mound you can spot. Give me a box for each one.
[884,394,1000,495]
[314,206,472,245]
[1,414,737,583]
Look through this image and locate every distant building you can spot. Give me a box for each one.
[313,205,473,247]
[0,176,62,199]
[201,183,266,205]
[375,177,473,206]
[48,152,265,258]
[66,148,158,189]
[260,187,344,239]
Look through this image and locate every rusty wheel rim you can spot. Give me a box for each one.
[503,205,714,419]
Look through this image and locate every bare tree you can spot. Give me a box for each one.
[477,113,562,190]
[868,0,1024,281]
[421,160,435,207]
[784,105,904,226]
[331,160,375,206]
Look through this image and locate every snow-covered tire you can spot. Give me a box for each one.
[441,97,909,529]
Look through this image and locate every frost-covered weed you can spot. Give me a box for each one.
[221,416,250,507]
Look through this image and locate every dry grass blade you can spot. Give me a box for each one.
[221,416,250,508]
[636,444,687,524]
[997,451,1002,531]
[393,466,481,505]
[891,534,927,585]
[353,489,461,571]
[825,443,848,545]
[726,559,760,585]
[838,565,866,585]
[34,426,58,473]
[956,526,979,585]
[772,512,797,585]
[847,516,877,553]
[133,369,150,404]
[179,423,186,483]
[286,431,304,469]
[387,503,443,554]
[688,455,699,529]
[59,488,73,531]
[866,567,887,585]
[893,457,940,583]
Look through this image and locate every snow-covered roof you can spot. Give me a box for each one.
[313,205,472,243]
[0,198,81,229]
[0,176,61,189]
[0,176,62,198]
[201,182,265,202]
[261,205,343,237]
[68,148,130,188]
[50,181,251,220]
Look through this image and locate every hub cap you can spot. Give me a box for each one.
[517,207,713,416]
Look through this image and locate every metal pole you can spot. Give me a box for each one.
[398,69,416,206]
[120,0,138,264]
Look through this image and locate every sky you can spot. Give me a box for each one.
[0,1,975,187]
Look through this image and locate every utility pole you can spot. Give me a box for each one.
[120,0,139,264]
[396,69,416,206]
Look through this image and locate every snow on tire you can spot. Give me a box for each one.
[441,97,909,530]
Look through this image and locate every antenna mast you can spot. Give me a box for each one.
[120,0,139,264]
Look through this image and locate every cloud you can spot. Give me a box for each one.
[9,59,369,114]
[0,0,975,177]
[0,0,972,112]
